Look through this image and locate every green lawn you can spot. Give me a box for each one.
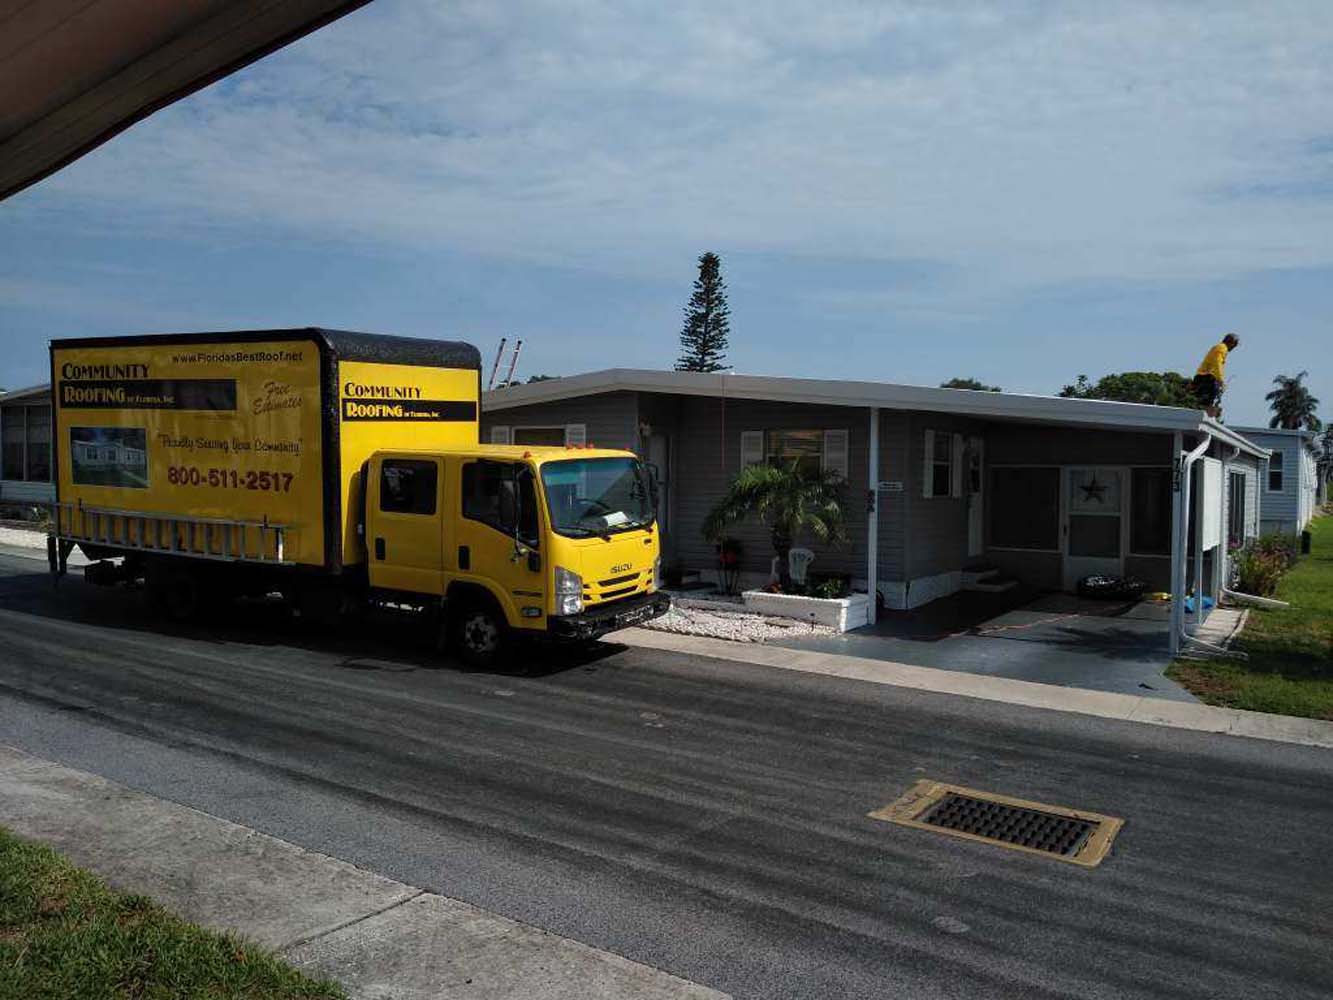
[1168,512,1333,720]
[0,827,345,1000]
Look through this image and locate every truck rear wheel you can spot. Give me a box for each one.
[449,600,511,669]
[146,562,205,622]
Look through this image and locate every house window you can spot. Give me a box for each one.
[1267,451,1284,492]
[741,429,849,479]
[766,430,823,476]
[1227,471,1246,546]
[1,404,53,483]
[924,429,955,498]
[1130,468,1172,555]
[380,459,438,515]
[513,427,566,447]
[989,468,1059,549]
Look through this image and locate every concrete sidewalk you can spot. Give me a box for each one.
[0,745,727,1000]
[611,627,1333,750]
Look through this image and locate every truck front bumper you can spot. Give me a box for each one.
[548,591,671,641]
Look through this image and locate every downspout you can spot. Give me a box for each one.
[867,407,879,624]
[1214,444,1240,600]
[1170,430,1211,656]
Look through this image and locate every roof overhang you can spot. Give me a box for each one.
[484,368,1271,459]
[0,384,53,405]
[0,0,371,201]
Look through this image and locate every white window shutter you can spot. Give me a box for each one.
[564,423,587,447]
[740,430,764,468]
[922,429,935,498]
[951,434,964,497]
[490,425,511,445]
[822,429,849,480]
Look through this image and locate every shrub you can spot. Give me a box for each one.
[1232,543,1287,597]
[1252,532,1298,570]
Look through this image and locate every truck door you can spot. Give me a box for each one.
[455,459,546,627]
[368,456,445,594]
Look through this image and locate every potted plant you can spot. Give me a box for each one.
[702,463,846,591]
[715,537,743,595]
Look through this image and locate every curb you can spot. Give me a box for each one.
[610,627,1333,750]
[0,745,728,1000]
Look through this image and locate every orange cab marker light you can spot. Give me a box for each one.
[523,451,532,459]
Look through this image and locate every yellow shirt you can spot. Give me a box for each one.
[1197,342,1229,380]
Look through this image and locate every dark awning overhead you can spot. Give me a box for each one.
[0,0,370,201]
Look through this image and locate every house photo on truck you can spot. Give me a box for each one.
[48,328,668,665]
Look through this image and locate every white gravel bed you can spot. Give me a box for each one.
[645,600,835,643]
[0,525,47,550]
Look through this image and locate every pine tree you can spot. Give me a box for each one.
[675,252,731,372]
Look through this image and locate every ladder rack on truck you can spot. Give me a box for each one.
[50,502,292,568]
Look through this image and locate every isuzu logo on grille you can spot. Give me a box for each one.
[610,563,632,573]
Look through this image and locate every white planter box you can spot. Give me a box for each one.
[740,590,871,632]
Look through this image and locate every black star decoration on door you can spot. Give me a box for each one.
[1080,475,1108,504]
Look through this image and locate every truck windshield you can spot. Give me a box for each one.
[541,457,654,537]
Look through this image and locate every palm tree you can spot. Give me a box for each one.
[1266,371,1322,431]
[702,463,846,590]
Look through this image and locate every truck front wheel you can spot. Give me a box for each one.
[449,600,511,669]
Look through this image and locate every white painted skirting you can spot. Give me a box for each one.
[879,570,963,610]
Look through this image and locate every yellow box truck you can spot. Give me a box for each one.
[49,329,668,665]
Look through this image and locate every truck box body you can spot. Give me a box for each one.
[51,329,480,570]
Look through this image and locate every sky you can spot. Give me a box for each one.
[3,0,1332,427]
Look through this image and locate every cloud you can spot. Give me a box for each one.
[10,0,1333,294]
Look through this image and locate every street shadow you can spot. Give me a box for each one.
[0,561,607,680]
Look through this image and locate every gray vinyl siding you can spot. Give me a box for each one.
[907,412,983,578]
[482,391,640,452]
[1232,429,1318,535]
[1220,454,1261,546]
[876,411,909,581]
[671,397,870,580]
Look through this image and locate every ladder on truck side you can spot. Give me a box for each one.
[48,502,294,578]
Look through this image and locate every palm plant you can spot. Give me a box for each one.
[702,463,846,590]
[1266,371,1322,431]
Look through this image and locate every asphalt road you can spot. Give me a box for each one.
[0,547,1330,1000]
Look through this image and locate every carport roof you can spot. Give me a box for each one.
[0,0,370,201]
[484,368,1269,458]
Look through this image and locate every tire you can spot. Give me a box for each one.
[449,599,511,669]
[146,562,204,622]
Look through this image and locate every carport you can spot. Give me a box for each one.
[773,587,1200,701]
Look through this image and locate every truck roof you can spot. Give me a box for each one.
[382,445,640,465]
[50,327,481,372]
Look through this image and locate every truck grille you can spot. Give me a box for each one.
[583,570,647,604]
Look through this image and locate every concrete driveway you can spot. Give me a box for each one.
[773,589,1197,701]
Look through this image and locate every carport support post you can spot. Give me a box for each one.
[1169,432,1183,656]
[866,407,880,625]
[1193,462,1206,630]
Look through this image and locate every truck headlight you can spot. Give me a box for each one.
[652,556,662,591]
[554,565,583,615]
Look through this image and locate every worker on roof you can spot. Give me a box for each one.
[1192,333,1239,419]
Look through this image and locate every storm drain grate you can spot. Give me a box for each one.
[869,780,1124,868]
[921,793,1095,857]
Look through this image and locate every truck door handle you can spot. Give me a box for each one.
[374,537,385,560]
[458,545,470,570]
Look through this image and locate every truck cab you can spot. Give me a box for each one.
[364,445,670,665]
